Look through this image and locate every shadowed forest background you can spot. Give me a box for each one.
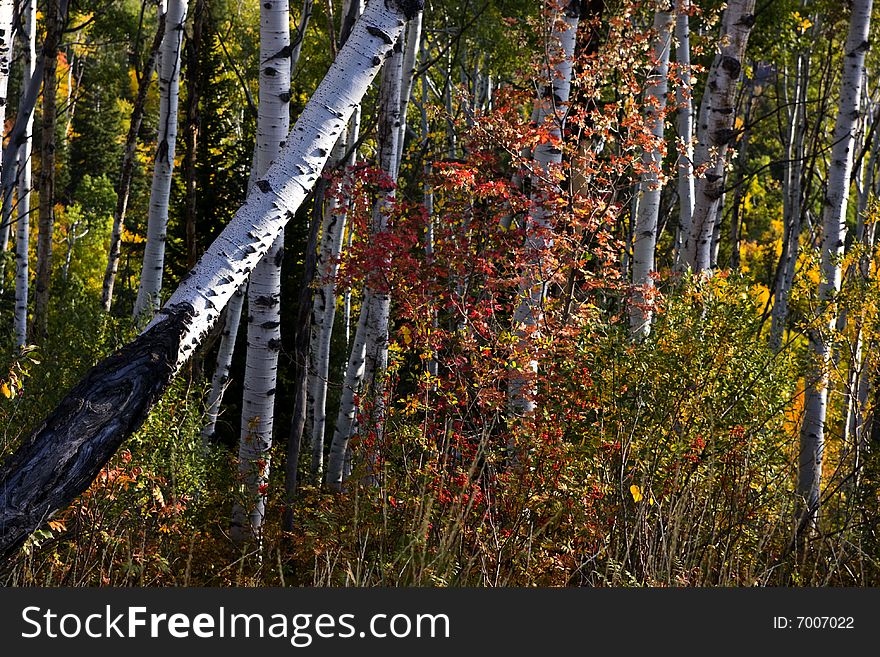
[2,0,880,586]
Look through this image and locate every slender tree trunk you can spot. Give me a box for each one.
[630,5,673,338]
[132,0,188,321]
[231,0,291,545]
[797,0,873,532]
[31,0,65,342]
[681,0,755,272]
[0,0,420,563]
[13,0,36,350]
[395,12,422,172]
[201,0,315,445]
[0,0,14,284]
[673,0,693,268]
[325,25,410,491]
[101,8,167,312]
[508,1,578,420]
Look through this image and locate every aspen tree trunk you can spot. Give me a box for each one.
[681,0,755,272]
[306,117,358,481]
[509,2,578,419]
[395,12,422,171]
[231,0,291,545]
[0,0,421,563]
[797,0,873,531]
[673,0,693,268]
[630,5,673,338]
[202,0,314,444]
[298,0,362,491]
[132,0,188,321]
[31,0,65,341]
[325,28,409,491]
[0,0,13,278]
[101,9,167,312]
[13,0,34,350]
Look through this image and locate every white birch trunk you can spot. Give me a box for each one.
[306,120,356,480]
[509,3,578,419]
[304,0,363,484]
[231,0,291,544]
[395,12,422,172]
[202,0,316,445]
[133,0,188,321]
[13,0,35,349]
[325,28,408,490]
[681,0,755,272]
[630,5,673,338]
[797,0,873,530]
[0,0,13,276]
[673,0,693,269]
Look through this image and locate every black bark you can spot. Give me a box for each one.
[0,305,193,562]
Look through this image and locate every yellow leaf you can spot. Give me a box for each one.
[630,484,643,503]
[0,382,11,399]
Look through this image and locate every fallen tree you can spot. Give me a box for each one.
[0,0,423,563]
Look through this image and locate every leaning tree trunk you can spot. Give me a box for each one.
[797,0,873,532]
[680,0,755,273]
[629,4,673,338]
[508,1,579,421]
[230,0,291,545]
[0,0,420,564]
[132,0,188,321]
[31,0,65,342]
[101,8,167,312]
[325,25,410,491]
[13,0,34,350]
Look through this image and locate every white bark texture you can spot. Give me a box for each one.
[305,0,364,483]
[630,6,673,337]
[0,0,13,271]
[202,0,317,445]
[681,0,755,272]
[231,0,292,543]
[13,0,35,349]
[509,4,578,418]
[325,29,408,490]
[798,0,873,528]
[133,0,188,321]
[673,0,693,268]
[307,122,353,480]
[395,12,422,172]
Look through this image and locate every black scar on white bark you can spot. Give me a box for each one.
[0,304,194,561]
